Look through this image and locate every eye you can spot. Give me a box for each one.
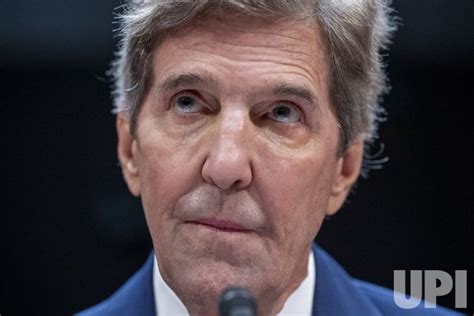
[172,93,203,113]
[267,103,302,123]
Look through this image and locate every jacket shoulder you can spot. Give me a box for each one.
[312,245,463,316]
[75,253,155,316]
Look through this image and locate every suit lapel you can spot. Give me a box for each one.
[111,252,156,316]
[311,244,381,316]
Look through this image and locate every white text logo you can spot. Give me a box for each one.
[393,270,467,309]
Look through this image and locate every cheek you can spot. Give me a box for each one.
[135,128,204,225]
[256,144,337,243]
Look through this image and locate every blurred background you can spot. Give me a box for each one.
[3,0,473,315]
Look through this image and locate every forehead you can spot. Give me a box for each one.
[175,13,322,48]
[151,13,330,104]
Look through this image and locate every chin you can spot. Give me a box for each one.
[171,259,265,314]
[155,226,277,310]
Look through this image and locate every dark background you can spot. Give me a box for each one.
[3,0,473,315]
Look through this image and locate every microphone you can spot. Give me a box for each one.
[219,286,257,316]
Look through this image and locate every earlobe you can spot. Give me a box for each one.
[116,114,141,196]
[326,139,364,216]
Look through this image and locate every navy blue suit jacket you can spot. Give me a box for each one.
[78,244,462,315]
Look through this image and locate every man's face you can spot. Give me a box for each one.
[118,14,362,315]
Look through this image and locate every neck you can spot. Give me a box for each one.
[155,248,313,316]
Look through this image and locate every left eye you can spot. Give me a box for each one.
[172,94,203,113]
[267,103,301,123]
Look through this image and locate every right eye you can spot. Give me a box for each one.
[172,93,204,114]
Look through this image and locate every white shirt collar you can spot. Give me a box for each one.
[153,251,315,316]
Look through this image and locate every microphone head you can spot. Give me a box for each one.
[219,286,257,316]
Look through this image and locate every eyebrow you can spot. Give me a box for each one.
[157,72,219,92]
[271,83,319,109]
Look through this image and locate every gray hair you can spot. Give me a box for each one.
[111,0,396,159]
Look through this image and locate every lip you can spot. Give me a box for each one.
[188,218,251,233]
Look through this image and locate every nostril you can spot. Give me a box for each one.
[231,179,243,190]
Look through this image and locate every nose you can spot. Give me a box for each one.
[201,109,253,191]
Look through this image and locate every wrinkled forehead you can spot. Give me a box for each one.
[152,12,330,96]
[164,12,326,55]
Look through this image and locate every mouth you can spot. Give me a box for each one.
[187,218,252,233]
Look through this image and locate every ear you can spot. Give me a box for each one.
[116,113,141,196]
[326,138,364,216]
